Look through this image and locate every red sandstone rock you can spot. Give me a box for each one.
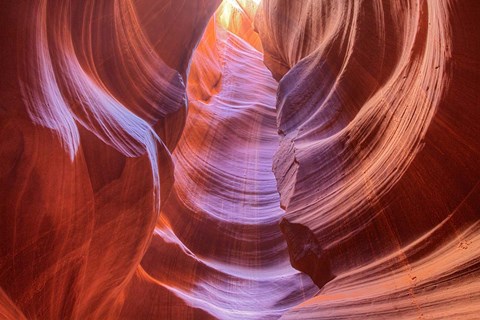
[1,0,479,319]
[256,0,480,318]
[0,0,217,318]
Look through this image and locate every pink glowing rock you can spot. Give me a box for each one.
[1,0,479,319]
[0,0,217,318]
[256,0,480,318]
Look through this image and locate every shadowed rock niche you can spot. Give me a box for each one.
[0,0,479,319]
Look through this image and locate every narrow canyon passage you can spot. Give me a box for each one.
[1,0,479,319]
[122,19,317,319]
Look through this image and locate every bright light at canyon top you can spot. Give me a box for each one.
[217,0,264,52]
[2,0,479,319]
[219,0,261,27]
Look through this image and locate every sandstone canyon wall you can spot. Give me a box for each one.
[255,0,480,318]
[1,0,479,319]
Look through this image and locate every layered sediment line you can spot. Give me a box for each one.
[255,0,480,318]
[121,16,317,319]
[0,1,217,318]
[1,0,479,319]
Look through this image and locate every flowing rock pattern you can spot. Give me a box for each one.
[1,0,479,319]
[0,0,217,318]
[120,11,317,319]
[255,0,480,318]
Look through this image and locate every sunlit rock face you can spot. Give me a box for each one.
[0,0,218,319]
[1,0,479,319]
[256,0,480,318]
[120,9,317,319]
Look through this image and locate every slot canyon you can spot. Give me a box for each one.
[1,0,479,319]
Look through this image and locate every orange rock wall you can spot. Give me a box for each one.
[1,0,479,319]
[255,0,480,318]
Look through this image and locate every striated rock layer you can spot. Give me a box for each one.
[0,0,218,318]
[120,12,317,320]
[255,0,480,318]
[1,0,479,319]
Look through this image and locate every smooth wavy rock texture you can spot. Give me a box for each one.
[1,0,479,319]
[120,11,317,320]
[0,0,218,318]
[255,0,480,318]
